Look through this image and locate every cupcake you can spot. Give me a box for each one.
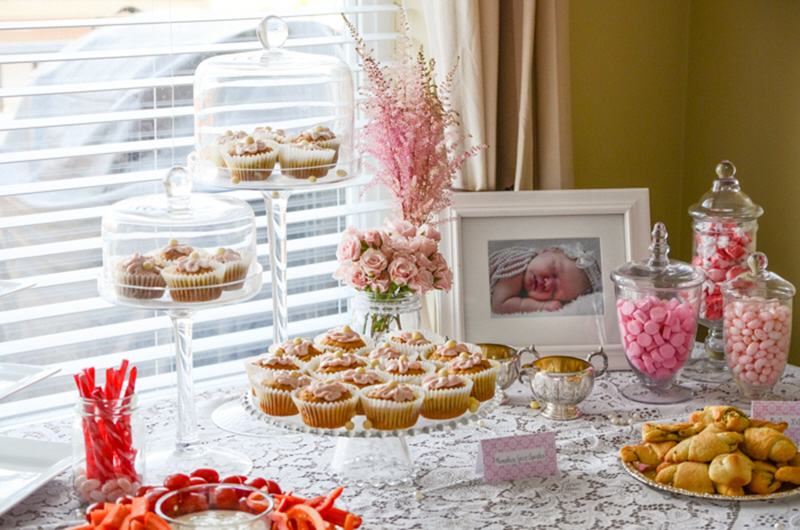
[360,381,425,430]
[292,125,341,163]
[425,340,477,365]
[252,370,312,416]
[114,253,166,300]
[377,355,436,385]
[278,141,335,180]
[317,325,368,353]
[161,253,224,303]
[307,351,368,379]
[446,352,500,402]
[208,247,249,291]
[385,331,438,357]
[339,366,385,415]
[420,368,474,420]
[272,337,324,363]
[221,135,279,182]
[151,238,194,266]
[207,130,248,167]
[367,343,412,363]
[253,126,290,145]
[244,349,305,384]
[292,379,359,429]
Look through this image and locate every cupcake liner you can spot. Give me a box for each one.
[291,384,360,429]
[381,329,444,357]
[250,375,300,416]
[337,371,387,415]
[453,360,500,402]
[278,144,336,179]
[305,356,369,380]
[315,136,341,163]
[359,384,425,430]
[220,260,250,291]
[421,378,474,420]
[222,144,279,181]
[161,264,224,303]
[113,270,166,300]
[376,360,437,385]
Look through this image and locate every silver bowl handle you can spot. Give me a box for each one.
[517,345,539,385]
[586,347,609,377]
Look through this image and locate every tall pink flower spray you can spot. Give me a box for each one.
[344,9,486,226]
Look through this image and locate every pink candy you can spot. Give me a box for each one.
[617,295,698,380]
[724,297,791,389]
[692,222,754,321]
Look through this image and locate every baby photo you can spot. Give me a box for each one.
[488,237,604,318]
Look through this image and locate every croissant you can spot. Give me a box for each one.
[708,451,753,487]
[741,427,798,462]
[649,441,678,460]
[747,460,782,494]
[620,444,661,468]
[665,430,744,463]
[689,405,750,432]
[655,462,715,494]
[750,418,789,432]
[774,465,800,485]
[642,422,705,443]
[714,484,745,496]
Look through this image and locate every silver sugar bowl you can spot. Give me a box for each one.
[476,343,534,403]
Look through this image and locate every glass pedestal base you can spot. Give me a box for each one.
[683,325,731,383]
[329,437,419,488]
[212,398,297,438]
[146,443,252,484]
[621,382,694,404]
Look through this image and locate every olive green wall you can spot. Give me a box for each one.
[570,0,800,365]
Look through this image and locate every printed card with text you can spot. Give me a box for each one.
[476,432,557,483]
[751,401,800,444]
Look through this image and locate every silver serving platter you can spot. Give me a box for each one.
[621,459,800,501]
[241,386,501,438]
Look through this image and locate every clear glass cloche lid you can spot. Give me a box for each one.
[99,167,262,309]
[188,15,357,190]
[611,222,705,291]
[721,252,796,302]
[688,160,763,221]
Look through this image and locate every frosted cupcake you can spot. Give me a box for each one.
[292,379,359,429]
[385,331,439,357]
[151,238,194,267]
[252,370,312,416]
[420,368,474,420]
[271,337,324,363]
[244,349,305,384]
[377,355,436,385]
[306,351,368,379]
[360,381,425,430]
[253,126,290,145]
[207,130,248,167]
[114,253,166,300]
[367,343,413,363]
[316,325,368,353]
[446,352,500,402]
[338,366,385,415]
[292,125,341,163]
[221,136,279,182]
[161,253,224,302]
[208,247,249,291]
[278,141,335,180]
[425,340,478,365]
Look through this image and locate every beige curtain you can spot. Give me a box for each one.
[421,0,574,191]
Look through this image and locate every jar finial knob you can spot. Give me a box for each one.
[648,222,670,268]
[258,15,289,51]
[716,160,736,180]
[748,251,768,275]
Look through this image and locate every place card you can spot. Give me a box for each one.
[475,432,557,483]
[751,401,800,444]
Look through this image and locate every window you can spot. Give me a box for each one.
[0,1,396,425]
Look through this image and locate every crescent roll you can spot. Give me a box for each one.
[708,451,753,487]
[665,430,744,463]
[642,422,705,443]
[689,405,750,432]
[655,462,715,494]
[747,460,782,494]
[742,427,798,463]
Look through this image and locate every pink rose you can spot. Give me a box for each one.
[385,219,417,239]
[434,266,453,292]
[342,225,359,237]
[386,236,412,255]
[410,236,438,259]
[363,229,383,248]
[409,269,434,294]
[345,265,370,290]
[360,248,389,277]
[370,271,391,293]
[336,234,363,262]
[388,256,418,286]
[416,251,433,272]
[430,252,448,271]
[333,263,350,280]
[417,224,441,242]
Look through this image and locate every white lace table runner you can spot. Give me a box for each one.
[3,358,800,530]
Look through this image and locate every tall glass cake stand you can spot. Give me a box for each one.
[99,168,263,482]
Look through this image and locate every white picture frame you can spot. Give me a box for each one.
[437,188,651,370]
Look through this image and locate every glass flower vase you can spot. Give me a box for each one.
[351,290,422,342]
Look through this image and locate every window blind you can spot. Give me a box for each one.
[0,1,396,425]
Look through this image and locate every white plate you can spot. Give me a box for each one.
[0,363,61,401]
[0,280,35,298]
[0,436,72,517]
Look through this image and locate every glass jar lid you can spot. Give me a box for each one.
[688,160,764,221]
[611,222,705,291]
[721,252,795,302]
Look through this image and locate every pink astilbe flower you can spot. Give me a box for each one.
[345,9,487,226]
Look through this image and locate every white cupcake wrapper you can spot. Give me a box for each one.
[451,360,500,402]
[359,384,425,430]
[161,264,224,303]
[314,137,341,163]
[421,378,474,419]
[250,375,307,416]
[290,383,360,429]
[113,270,166,300]
[305,356,370,380]
[376,360,437,385]
[222,145,279,181]
[278,145,336,179]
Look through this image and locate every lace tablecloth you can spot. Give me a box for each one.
[3,351,800,530]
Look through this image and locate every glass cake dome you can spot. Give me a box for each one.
[188,15,358,190]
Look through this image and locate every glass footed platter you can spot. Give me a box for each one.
[241,386,502,438]
[188,151,364,192]
[621,460,800,501]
